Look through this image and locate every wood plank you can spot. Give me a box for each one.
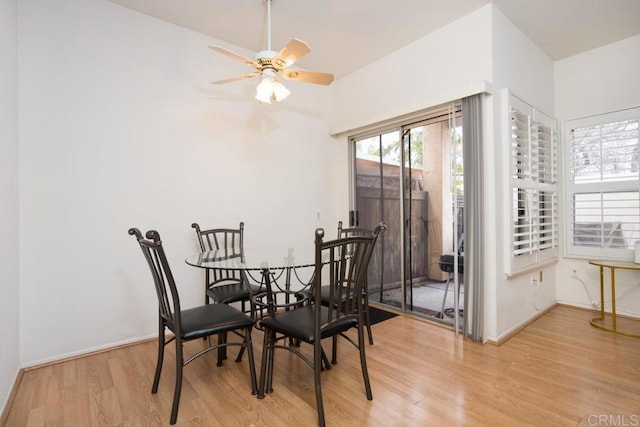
[4,306,640,426]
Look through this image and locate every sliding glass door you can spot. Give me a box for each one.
[352,131,402,309]
[351,108,464,326]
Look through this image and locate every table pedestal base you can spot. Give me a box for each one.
[588,260,640,339]
[590,314,640,339]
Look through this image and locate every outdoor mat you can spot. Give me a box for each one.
[369,306,398,325]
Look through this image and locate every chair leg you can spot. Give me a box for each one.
[331,335,338,365]
[322,346,332,370]
[170,335,184,425]
[234,299,251,363]
[258,329,271,398]
[265,331,275,394]
[152,318,165,393]
[313,340,326,427]
[235,345,245,363]
[236,321,247,363]
[244,326,258,395]
[363,295,374,345]
[357,322,373,400]
[217,332,228,366]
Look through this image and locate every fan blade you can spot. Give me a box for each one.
[212,72,260,85]
[271,39,311,69]
[282,69,334,85]
[208,46,260,69]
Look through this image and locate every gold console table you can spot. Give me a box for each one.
[588,260,640,338]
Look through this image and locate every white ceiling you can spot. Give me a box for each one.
[106,0,640,78]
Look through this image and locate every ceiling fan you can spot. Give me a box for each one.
[208,0,334,104]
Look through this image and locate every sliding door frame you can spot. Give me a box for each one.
[349,105,462,315]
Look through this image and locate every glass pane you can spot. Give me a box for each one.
[572,191,640,249]
[379,132,402,308]
[354,133,402,311]
[404,126,428,310]
[570,118,639,184]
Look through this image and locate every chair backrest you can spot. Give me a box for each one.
[191,222,246,286]
[337,220,373,239]
[337,220,383,285]
[129,228,181,332]
[191,222,244,257]
[313,223,385,329]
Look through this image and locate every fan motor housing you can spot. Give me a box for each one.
[255,50,285,70]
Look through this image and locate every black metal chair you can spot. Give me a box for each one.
[297,221,383,360]
[129,228,257,425]
[191,222,262,312]
[192,222,265,365]
[258,224,384,427]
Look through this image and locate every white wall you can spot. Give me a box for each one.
[18,0,347,365]
[554,35,640,316]
[0,0,20,413]
[488,6,556,341]
[555,34,640,120]
[330,5,492,133]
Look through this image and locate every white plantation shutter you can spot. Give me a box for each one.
[566,107,640,259]
[507,92,558,275]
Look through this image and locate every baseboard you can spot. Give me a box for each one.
[20,333,158,371]
[22,335,159,372]
[556,302,597,313]
[0,368,24,426]
[557,302,640,320]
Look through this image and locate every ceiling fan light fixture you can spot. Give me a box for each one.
[272,79,290,102]
[209,0,333,103]
[255,74,290,104]
[255,76,274,104]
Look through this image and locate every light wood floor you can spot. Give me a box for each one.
[5,305,640,426]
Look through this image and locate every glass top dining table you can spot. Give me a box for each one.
[185,247,317,272]
[185,247,319,295]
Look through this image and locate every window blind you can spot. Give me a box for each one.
[566,107,640,258]
[506,91,558,275]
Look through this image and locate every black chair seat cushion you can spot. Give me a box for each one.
[298,285,362,305]
[259,305,357,343]
[180,303,255,341]
[207,282,263,304]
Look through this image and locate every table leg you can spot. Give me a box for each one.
[610,267,617,332]
[599,266,605,320]
[261,266,275,316]
[282,266,294,312]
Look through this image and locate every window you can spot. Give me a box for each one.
[506,92,558,275]
[565,107,640,259]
